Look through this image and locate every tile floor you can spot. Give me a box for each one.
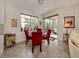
[0,39,70,58]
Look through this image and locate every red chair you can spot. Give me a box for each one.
[32,32,42,53]
[37,28,42,32]
[24,29,31,44]
[42,29,51,44]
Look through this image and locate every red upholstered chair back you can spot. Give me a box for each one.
[37,28,41,32]
[32,32,42,45]
[24,29,29,39]
[46,29,51,39]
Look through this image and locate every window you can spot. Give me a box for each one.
[21,14,38,31]
[44,15,58,39]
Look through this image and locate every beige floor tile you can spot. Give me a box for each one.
[0,39,70,58]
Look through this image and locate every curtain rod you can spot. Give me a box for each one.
[21,13,38,18]
[43,14,58,19]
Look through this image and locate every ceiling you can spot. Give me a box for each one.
[7,0,79,14]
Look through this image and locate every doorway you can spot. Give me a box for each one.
[44,15,58,40]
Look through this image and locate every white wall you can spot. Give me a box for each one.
[0,0,39,54]
[0,0,4,24]
[42,4,79,41]
[0,0,2,24]
[0,0,4,55]
[5,2,24,43]
[0,35,4,55]
[5,1,39,43]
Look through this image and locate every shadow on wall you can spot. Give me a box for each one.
[0,24,4,35]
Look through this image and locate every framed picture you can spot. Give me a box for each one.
[11,18,17,27]
[64,16,75,28]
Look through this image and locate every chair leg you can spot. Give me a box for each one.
[26,40,28,45]
[26,39,29,45]
[48,40,49,45]
[26,42,27,45]
[40,44,42,52]
[32,48,34,53]
[28,39,29,42]
[32,45,34,53]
